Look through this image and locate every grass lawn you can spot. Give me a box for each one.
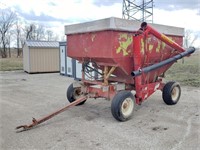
[165,50,200,87]
[0,57,23,71]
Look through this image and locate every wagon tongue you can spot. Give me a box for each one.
[15,118,38,133]
[15,96,87,133]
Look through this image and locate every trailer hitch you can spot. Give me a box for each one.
[16,96,87,133]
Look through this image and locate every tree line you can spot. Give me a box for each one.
[1,9,198,58]
[0,9,63,58]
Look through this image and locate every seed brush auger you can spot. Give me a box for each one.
[16,19,195,132]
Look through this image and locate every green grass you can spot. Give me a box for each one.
[165,50,200,87]
[0,58,23,71]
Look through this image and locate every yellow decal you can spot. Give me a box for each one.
[161,34,173,44]
[149,44,153,53]
[161,42,166,50]
[116,33,133,56]
[91,34,96,42]
[140,39,144,54]
[156,41,161,53]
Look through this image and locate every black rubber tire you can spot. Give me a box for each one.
[162,81,181,105]
[111,91,135,122]
[66,83,86,106]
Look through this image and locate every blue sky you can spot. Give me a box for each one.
[1,0,200,46]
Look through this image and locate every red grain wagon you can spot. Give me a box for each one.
[65,17,195,121]
[16,17,195,132]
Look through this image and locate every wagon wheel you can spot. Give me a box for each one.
[66,83,86,106]
[111,90,135,121]
[162,81,181,105]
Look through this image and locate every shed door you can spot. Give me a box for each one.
[75,60,82,79]
[60,46,66,74]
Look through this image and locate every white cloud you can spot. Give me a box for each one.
[1,0,122,22]
[154,8,200,31]
[153,8,200,47]
[44,0,122,22]
[1,0,199,47]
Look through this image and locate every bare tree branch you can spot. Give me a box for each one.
[184,30,199,48]
[0,9,17,58]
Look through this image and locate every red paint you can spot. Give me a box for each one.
[67,24,184,104]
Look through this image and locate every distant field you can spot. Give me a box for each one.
[0,50,199,87]
[165,50,200,87]
[0,57,23,71]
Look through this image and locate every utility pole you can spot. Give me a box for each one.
[122,0,153,23]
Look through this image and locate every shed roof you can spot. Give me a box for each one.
[26,40,59,48]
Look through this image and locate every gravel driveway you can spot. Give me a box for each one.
[0,71,199,150]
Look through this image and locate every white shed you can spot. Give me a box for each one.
[23,40,59,73]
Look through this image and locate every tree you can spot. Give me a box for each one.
[0,9,16,58]
[24,23,47,41]
[184,30,199,48]
[36,24,45,40]
[16,20,22,57]
[46,30,53,41]
[24,24,35,40]
[7,31,12,57]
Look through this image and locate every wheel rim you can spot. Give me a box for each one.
[171,86,180,101]
[73,88,82,99]
[121,98,134,118]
